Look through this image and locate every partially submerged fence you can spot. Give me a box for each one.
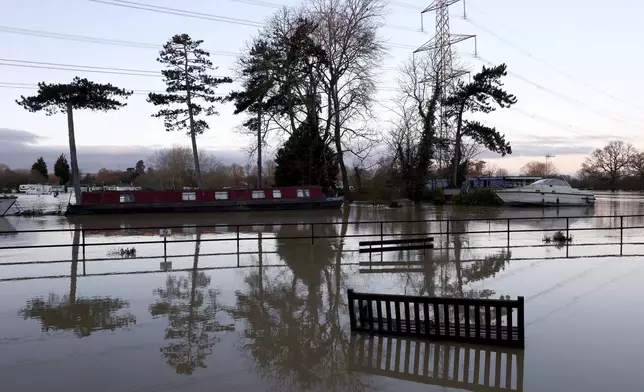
[2,214,644,270]
[347,289,525,348]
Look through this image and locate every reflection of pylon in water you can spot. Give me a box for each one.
[415,0,475,172]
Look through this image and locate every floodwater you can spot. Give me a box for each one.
[1,192,644,391]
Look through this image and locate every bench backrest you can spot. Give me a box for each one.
[347,289,525,349]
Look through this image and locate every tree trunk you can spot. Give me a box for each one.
[257,108,262,188]
[189,126,202,188]
[451,133,462,187]
[184,46,203,189]
[66,102,82,204]
[451,107,465,187]
[331,87,349,197]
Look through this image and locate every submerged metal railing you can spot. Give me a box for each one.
[2,214,644,273]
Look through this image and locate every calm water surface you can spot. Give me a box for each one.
[1,192,644,391]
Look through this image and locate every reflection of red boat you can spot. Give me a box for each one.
[66,186,344,215]
[82,223,305,237]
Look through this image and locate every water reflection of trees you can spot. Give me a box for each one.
[229,208,372,392]
[398,218,512,301]
[19,228,136,337]
[150,233,234,375]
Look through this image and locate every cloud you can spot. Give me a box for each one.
[479,135,597,159]
[0,128,248,172]
[0,128,42,144]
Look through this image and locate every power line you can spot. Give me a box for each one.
[87,0,265,27]
[463,14,644,115]
[0,58,232,79]
[226,0,425,32]
[0,26,239,57]
[473,55,644,132]
[88,0,425,34]
[0,82,226,97]
[228,0,422,11]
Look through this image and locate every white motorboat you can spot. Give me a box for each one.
[495,178,595,207]
[0,194,18,216]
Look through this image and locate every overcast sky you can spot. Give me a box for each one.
[1,0,643,174]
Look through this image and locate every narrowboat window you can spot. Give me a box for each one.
[215,191,228,200]
[182,192,197,201]
[252,190,265,199]
[272,190,282,199]
[297,189,310,198]
[120,193,135,203]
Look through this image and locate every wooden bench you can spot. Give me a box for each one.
[358,237,434,253]
[347,289,525,349]
[349,334,524,391]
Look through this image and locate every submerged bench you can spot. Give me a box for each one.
[347,289,525,349]
[349,334,524,391]
[359,237,434,253]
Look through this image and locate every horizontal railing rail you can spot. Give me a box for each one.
[347,289,525,348]
[1,215,644,267]
[2,214,644,235]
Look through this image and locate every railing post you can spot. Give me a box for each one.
[236,225,240,254]
[347,289,357,330]
[620,216,624,256]
[517,296,525,348]
[446,220,450,251]
[380,221,384,243]
[163,236,167,258]
[311,223,315,245]
[81,228,86,261]
[566,217,569,239]
[507,219,511,248]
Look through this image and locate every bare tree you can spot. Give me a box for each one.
[308,0,388,195]
[521,160,558,177]
[628,151,644,180]
[148,145,229,189]
[386,54,442,202]
[581,140,636,190]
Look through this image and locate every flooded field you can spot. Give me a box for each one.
[1,192,644,391]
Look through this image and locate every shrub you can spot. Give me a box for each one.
[452,188,502,206]
[428,188,445,205]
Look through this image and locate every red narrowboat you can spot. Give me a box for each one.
[65,186,344,215]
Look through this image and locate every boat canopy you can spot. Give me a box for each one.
[529,178,570,187]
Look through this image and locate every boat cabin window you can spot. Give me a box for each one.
[297,189,310,198]
[252,190,266,199]
[215,191,228,200]
[182,192,197,201]
[530,178,570,187]
[120,193,135,203]
[272,190,282,199]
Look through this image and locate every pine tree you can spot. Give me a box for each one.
[149,34,233,188]
[54,153,71,185]
[31,157,48,179]
[445,64,516,186]
[16,78,132,202]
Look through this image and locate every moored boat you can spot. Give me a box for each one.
[65,186,344,215]
[0,195,18,216]
[495,178,595,207]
